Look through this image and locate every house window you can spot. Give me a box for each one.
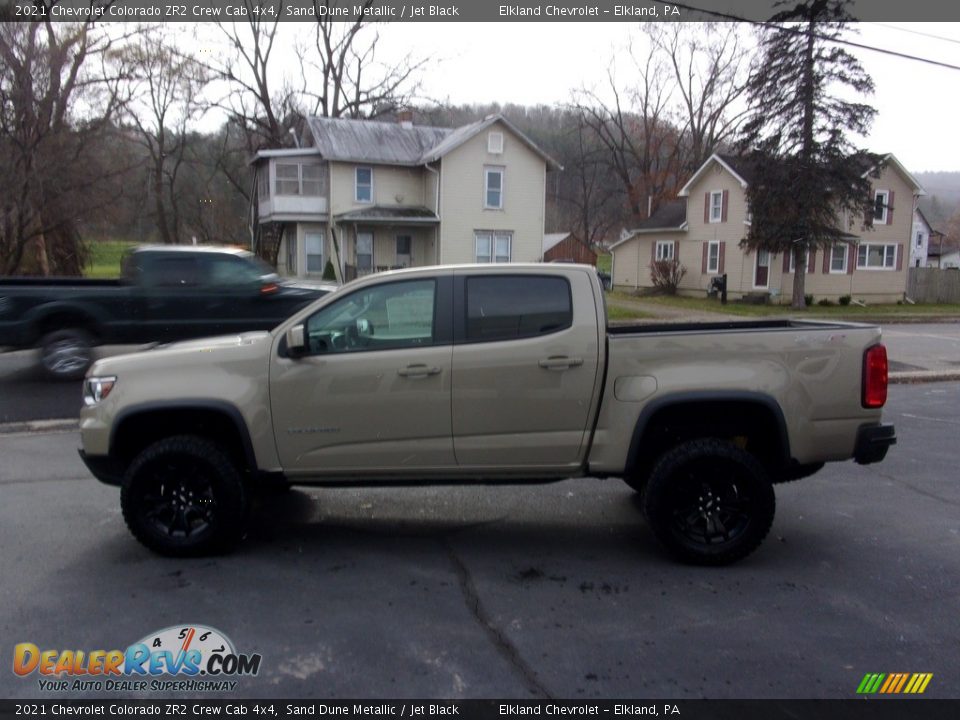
[305,232,324,273]
[475,231,512,263]
[787,248,810,273]
[257,165,270,200]
[275,163,300,195]
[396,235,412,266]
[484,167,504,209]
[857,243,897,270]
[355,167,373,203]
[916,232,923,248]
[275,163,323,196]
[709,190,723,223]
[829,244,847,273]
[488,132,504,154]
[707,241,720,273]
[655,241,675,261]
[873,191,889,224]
[301,165,323,196]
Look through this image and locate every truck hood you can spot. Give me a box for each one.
[88,332,273,377]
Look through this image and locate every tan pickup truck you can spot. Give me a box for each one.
[78,264,895,565]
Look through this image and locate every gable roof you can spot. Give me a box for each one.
[680,152,926,198]
[610,200,688,249]
[301,113,562,170]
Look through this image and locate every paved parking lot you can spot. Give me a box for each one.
[2,383,958,700]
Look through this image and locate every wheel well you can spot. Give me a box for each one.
[37,312,99,343]
[626,400,788,482]
[111,408,254,475]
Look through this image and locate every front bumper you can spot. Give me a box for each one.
[853,423,896,465]
[78,449,124,486]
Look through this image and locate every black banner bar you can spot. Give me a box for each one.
[2,700,960,720]
[3,0,960,23]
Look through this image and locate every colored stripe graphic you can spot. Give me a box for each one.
[857,673,932,694]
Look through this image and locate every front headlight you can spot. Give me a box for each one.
[83,376,117,406]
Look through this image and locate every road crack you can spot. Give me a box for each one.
[874,470,960,508]
[443,539,552,699]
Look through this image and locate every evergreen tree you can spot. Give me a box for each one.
[739,0,880,308]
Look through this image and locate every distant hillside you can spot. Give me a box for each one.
[915,172,960,228]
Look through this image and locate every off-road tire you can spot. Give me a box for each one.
[40,328,94,381]
[642,438,775,566]
[121,435,248,557]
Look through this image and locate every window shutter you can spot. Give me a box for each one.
[704,193,710,223]
[701,242,708,273]
[887,190,895,225]
[673,240,679,261]
[782,252,791,273]
[718,242,726,274]
[808,249,816,274]
[822,246,830,274]
[721,190,729,222]
[847,244,856,274]
[651,240,657,267]
[895,243,904,271]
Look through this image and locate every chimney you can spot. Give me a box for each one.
[397,109,414,130]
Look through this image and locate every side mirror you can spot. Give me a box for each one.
[285,324,306,355]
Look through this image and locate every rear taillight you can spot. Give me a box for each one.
[862,344,888,408]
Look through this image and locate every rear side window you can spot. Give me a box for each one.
[465,276,572,342]
[146,257,202,287]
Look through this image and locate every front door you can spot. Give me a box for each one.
[450,269,601,470]
[396,234,412,268]
[271,274,455,477]
[754,249,770,288]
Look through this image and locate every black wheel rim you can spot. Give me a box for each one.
[667,459,754,547]
[138,458,217,542]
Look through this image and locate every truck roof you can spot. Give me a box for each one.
[132,245,252,256]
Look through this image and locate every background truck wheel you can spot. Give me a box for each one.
[642,438,775,566]
[40,328,94,381]
[121,435,248,557]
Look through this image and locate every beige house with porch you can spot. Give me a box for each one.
[250,113,560,282]
[611,153,925,304]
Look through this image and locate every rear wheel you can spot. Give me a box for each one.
[121,435,248,557]
[642,439,775,566]
[40,328,94,381]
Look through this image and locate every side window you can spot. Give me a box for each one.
[147,257,202,287]
[304,279,436,355]
[465,276,572,343]
[205,255,262,285]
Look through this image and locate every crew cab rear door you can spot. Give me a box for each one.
[451,267,602,470]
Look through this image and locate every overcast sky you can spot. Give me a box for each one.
[194,21,960,174]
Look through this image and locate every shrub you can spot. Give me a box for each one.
[839,295,851,306]
[322,259,337,281]
[650,259,686,295]
[804,294,814,306]
[817,298,835,306]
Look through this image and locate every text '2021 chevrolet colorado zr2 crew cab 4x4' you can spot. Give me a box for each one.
[78,264,895,565]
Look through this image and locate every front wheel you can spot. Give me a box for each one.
[40,328,94,381]
[120,435,248,557]
[642,439,775,566]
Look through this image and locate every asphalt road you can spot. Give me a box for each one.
[2,323,960,424]
[1,383,958,700]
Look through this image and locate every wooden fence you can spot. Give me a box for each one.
[907,267,960,304]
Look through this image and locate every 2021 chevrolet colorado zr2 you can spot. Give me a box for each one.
[78,264,895,565]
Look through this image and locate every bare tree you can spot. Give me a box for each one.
[0,17,131,275]
[121,26,209,245]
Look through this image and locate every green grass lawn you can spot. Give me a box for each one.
[596,251,612,274]
[607,304,653,322]
[85,240,137,278]
[609,291,960,320]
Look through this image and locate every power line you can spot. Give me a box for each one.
[874,23,960,47]
[671,3,960,73]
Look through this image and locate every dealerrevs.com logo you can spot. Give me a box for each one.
[13,624,262,693]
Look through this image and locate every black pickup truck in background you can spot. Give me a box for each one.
[0,245,336,380]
